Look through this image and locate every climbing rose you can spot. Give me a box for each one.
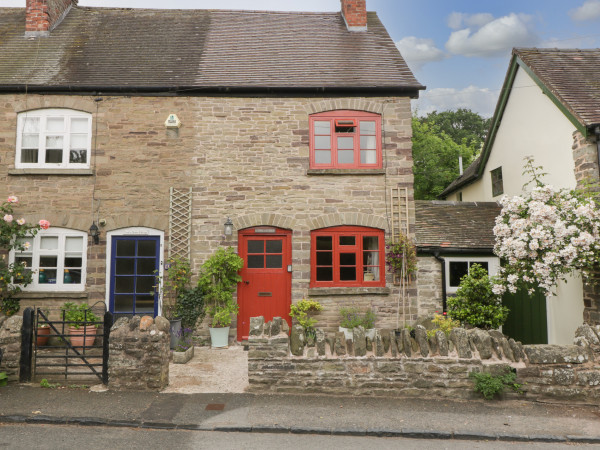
[16,218,25,225]
[3,214,13,223]
[6,196,18,204]
[38,220,50,230]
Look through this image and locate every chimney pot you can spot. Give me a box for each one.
[341,0,367,32]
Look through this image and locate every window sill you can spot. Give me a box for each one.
[16,292,89,299]
[306,169,385,176]
[8,168,94,176]
[308,287,390,296]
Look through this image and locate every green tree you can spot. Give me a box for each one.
[412,117,476,200]
[421,108,490,149]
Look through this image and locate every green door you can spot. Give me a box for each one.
[502,288,548,344]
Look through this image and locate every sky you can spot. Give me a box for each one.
[3,0,600,118]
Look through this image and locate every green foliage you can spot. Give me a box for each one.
[0,197,43,317]
[426,313,460,339]
[421,108,490,149]
[175,286,205,329]
[40,378,60,389]
[412,115,479,200]
[174,327,193,352]
[0,372,7,387]
[470,368,522,400]
[290,299,322,335]
[155,256,193,320]
[197,247,243,328]
[447,264,509,330]
[339,306,376,329]
[61,302,100,329]
[385,234,417,275]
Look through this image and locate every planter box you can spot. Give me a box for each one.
[173,345,194,364]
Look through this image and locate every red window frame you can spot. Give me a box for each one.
[310,226,385,287]
[309,110,382,169]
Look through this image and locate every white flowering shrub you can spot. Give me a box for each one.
[493,160,600,296]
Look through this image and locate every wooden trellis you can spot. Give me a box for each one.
[168,187,192,259]
[390,185,409,243]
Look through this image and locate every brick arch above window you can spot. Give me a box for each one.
[307,213,388,232]
[235,213,296,231]
[305,99,384,115]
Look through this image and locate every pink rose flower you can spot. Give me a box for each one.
[38,219,50,230]
[3,214,13,223]
[16,218,25,225]
[7,196,18,204]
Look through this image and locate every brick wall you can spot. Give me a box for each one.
[0,94,415,336]
[572,130,600,325]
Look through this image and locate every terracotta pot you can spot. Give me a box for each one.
[36,326,50,346]
[69,325,97,348]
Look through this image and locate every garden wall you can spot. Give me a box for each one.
[247,316,600,403]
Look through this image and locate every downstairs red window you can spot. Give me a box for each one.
[309,110,382,169]
[311,226,385,287]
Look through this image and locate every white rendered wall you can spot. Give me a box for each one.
[455,66,583,344]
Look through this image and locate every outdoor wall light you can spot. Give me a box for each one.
[224,217,233,236]
[89,222,100,245]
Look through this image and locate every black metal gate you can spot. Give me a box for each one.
[20,304,113,384]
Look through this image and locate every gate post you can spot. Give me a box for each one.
[102,310,113,385]
[19,307,34,382]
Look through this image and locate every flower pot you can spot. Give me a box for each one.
[36,326,51,346]
[339,326,353,340]
[173,345,194,364]
[209,326,230,348]
[169,318,182,350]
[69,325,96,348]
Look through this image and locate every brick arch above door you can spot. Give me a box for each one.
[103,214,168,233]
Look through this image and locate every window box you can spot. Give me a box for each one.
[16,109,92,170]
[310,226,385,288]
[309,110,382,169]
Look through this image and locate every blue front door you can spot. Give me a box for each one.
[109,236,160,317]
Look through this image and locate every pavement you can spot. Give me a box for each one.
[1,384,599,444]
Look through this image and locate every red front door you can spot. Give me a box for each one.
[238,227,292,341]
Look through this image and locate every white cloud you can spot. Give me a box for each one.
[570,0,600,21]
[395,37,446,71]
[445,13,539,58]
[447,12,494,30]
[412,86,498,118]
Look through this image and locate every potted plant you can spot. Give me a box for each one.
[61,302,100,348]
[339,306,376,340]
[36,309,51,346]
[197,247,243,348]
[172,327,194,364]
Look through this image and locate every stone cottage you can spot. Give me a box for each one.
[0,0,424,341]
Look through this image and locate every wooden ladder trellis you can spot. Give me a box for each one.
[168,187,192,259]
[390,185,410,328]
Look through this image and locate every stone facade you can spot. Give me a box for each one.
[108,315,170,390]
[572,130,600,325]
[248,316,600,403]
[0,93,416,336]
[415,256,443,317]
[0,315,23,381]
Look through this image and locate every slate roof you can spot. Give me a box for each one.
[441,48,600,198]
[0,6,424,94]
[415,200,501,250]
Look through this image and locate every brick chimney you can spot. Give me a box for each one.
[341,0,367,31]
[25,0,78,36]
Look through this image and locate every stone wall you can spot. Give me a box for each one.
[572,130,600,325]
[247,316,600,403]
[0,93,416,334]
[0,315,23,381]
[108,315,170,390]
[415,256,443,317]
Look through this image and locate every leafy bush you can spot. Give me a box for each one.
[426,312,460,339]
[290,299,322,336]
[339,306,376,329]
[470,368,522,400]
[447,264,509,330]
[176,286,205,329]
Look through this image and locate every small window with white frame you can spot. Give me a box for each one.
[11,228,87,292]
[445,256,499,294]
[16,109,92,169]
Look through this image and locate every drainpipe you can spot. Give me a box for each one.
[433,251,447,313]
[594,126,600,177]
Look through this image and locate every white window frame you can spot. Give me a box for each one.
[10,227,88,292]
[16,108,92,169]
[445,256,499,294]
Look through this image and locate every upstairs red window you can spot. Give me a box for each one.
[311,226,385,287]
[309,110,382,169]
